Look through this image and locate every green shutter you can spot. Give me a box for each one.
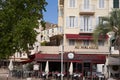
[113,0,119,8]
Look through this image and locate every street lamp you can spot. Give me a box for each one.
[59,44,64,80]
[61,44,64,80]
[59,27,64,80]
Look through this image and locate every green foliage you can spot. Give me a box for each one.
[93,9,120,44]
[41,41,47,46]
[0,0,47,58]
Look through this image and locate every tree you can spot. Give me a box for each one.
[0,0,47,58]
[93,9,120,56]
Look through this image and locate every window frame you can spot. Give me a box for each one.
[83,40,89,46]
[84,0,90,10]
[66,16,78,28]
[99,0,105,8]
[68,0,76,8]
[80,15,93,32]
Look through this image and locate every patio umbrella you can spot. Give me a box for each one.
[69,62,73,75]
[45,61,49,79]
[8,59,13,71]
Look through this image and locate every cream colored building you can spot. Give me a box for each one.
[57,0,120,54]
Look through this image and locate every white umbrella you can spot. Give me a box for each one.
[8,59,13,71]
[45,61,49,74]
[45,61,49,79]
[69,62,73,75]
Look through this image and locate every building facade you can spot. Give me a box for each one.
[58,0,120,52]
[56,0,120,79]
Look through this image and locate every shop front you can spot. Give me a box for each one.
[29,52,106,79]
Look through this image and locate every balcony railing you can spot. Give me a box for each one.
[80,28,93,33]
[79,25,96,33]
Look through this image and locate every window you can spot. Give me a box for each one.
[66,16,78,28]
[113,0,119,8]
[84,0,89,9]
[96,16,105,25]
[83,40,89,46]
[69,0,75,8]
[69,16,75,27]
[99,0,104,8]
[98,17,103,24]
[80,16,92,32]
[59,8,63,16]
[69,39,75,46]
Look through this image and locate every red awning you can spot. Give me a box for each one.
[35,54,60,62]
[66,34,93,40]
[33,53,106,64]
[20,59,33,64]
[66,34,108,40]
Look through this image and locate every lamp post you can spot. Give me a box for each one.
[60,27,64,80]
[61,45,64,80]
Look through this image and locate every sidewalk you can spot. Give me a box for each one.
[0,68,67,80]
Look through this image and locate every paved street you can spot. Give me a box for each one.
[0,68,67,80]
[0,73,44,80]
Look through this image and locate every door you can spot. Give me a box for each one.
[83,62,91,79]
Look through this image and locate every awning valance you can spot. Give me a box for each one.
[32,53,106,64]
[66,34,108,40]
[66,34,93,40]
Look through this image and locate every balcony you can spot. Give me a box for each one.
[79,5,95,15]
[59,0,64,6]
[80,28,93,33]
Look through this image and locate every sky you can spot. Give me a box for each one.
[43,0,58,24]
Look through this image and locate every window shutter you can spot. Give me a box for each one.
[113,0,119,8]
[89,16,92,30]
[75,0,77,8]
[74,17,78,27]
[80,16,84,31]
[66,17,70,27]
[96,16,99,26]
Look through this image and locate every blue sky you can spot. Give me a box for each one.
[43,0,58,24]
